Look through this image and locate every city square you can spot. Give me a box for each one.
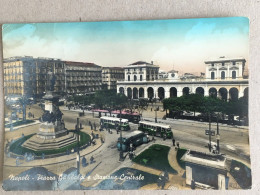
[2,17,251,190]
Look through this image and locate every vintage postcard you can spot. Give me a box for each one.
[1,17,250,190]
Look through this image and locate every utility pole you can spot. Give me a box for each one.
[119,108,124,161]
[216,113,220,154]
[155,93,157,123]
[76,118,80,175]
[208,113,212,152]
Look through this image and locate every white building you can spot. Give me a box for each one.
[205,56,246,80]
[125,61,159,82]
[117,57,248,101]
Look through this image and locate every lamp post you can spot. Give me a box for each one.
[119,108,124,161]
[154,93,157,123]
[76,118,80,175]
[208,113,212,152]
[216,113,220,154]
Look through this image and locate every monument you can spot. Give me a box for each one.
[181,150,228,190]
[22,72,77,151]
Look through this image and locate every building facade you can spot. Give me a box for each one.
[3,56,102,98]
[64,61,102,94]
[102,67,124,90]
[117,57,249,101]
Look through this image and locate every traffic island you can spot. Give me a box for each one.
[8,131,91,158]
[229,159,251,189]
[132,144,177,174]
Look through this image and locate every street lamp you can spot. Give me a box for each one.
[154,93,157,123]
[208,113,212,152]
[76,118,80,175]
[216,113,220,154]
[119,108,124,161]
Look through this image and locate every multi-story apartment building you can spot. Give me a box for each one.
[65,61,102,94]
[3,56,102,98]
[102,67,124,90]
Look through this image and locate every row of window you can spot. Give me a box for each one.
[211,61,239,67]
[128,75,143,81]
[211,71,237,80]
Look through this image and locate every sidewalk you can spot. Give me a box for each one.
[168,147,185,176]
[5,120,41,132]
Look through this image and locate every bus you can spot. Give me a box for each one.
[100,116,130,131]
[117,130,149,152]
[113,110,141,124]
[93,109,141,123]
[138,121,173,139]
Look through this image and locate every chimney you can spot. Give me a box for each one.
[151,61,153,65]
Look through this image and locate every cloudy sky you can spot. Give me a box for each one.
[2,17,249,74]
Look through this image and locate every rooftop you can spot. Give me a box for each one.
[64,61,100,68]
[205,56,246,64]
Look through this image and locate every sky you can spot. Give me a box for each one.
[2,17,249,74]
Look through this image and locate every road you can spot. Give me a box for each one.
[2,104,251,188]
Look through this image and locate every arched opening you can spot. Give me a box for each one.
[147,87,154,100]
[139,88,144,98]
[229,87,239,101]
[158,87,165,100]
[219,88,228,101]
[128,75,130,81]
[211,72,215,80]
[209,88,217,98]
[183,87,190,96]
[134,75,137,81]
[133,87,138,99]
[170,87,177,97]
[140,75,143,81]
[221,71,225,79]
[232,71,236,79]
[119,87,124,94]
[196,87,204,96]
[127,87,132,99]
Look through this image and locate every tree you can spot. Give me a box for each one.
[136,98,149,119]
[18,96,29,122]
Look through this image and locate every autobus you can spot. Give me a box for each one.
[117,130,149,152]
[93,109,141,123]
[100,116,130,131]
[138,121,173,139]
[113,110,141,124]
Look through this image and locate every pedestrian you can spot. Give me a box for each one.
[163,134,167,141]
[90,124,93,130]
[191,179,195,190]
[172,138,175,146]
[177,142,180,148]
[82,156,88,167]
[90,156,94,164]
[152,136,155,142]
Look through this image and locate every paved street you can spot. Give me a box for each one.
[3,103,251,189]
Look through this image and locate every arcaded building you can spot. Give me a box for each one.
[117,57,249,101]
[102,67,124,90]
